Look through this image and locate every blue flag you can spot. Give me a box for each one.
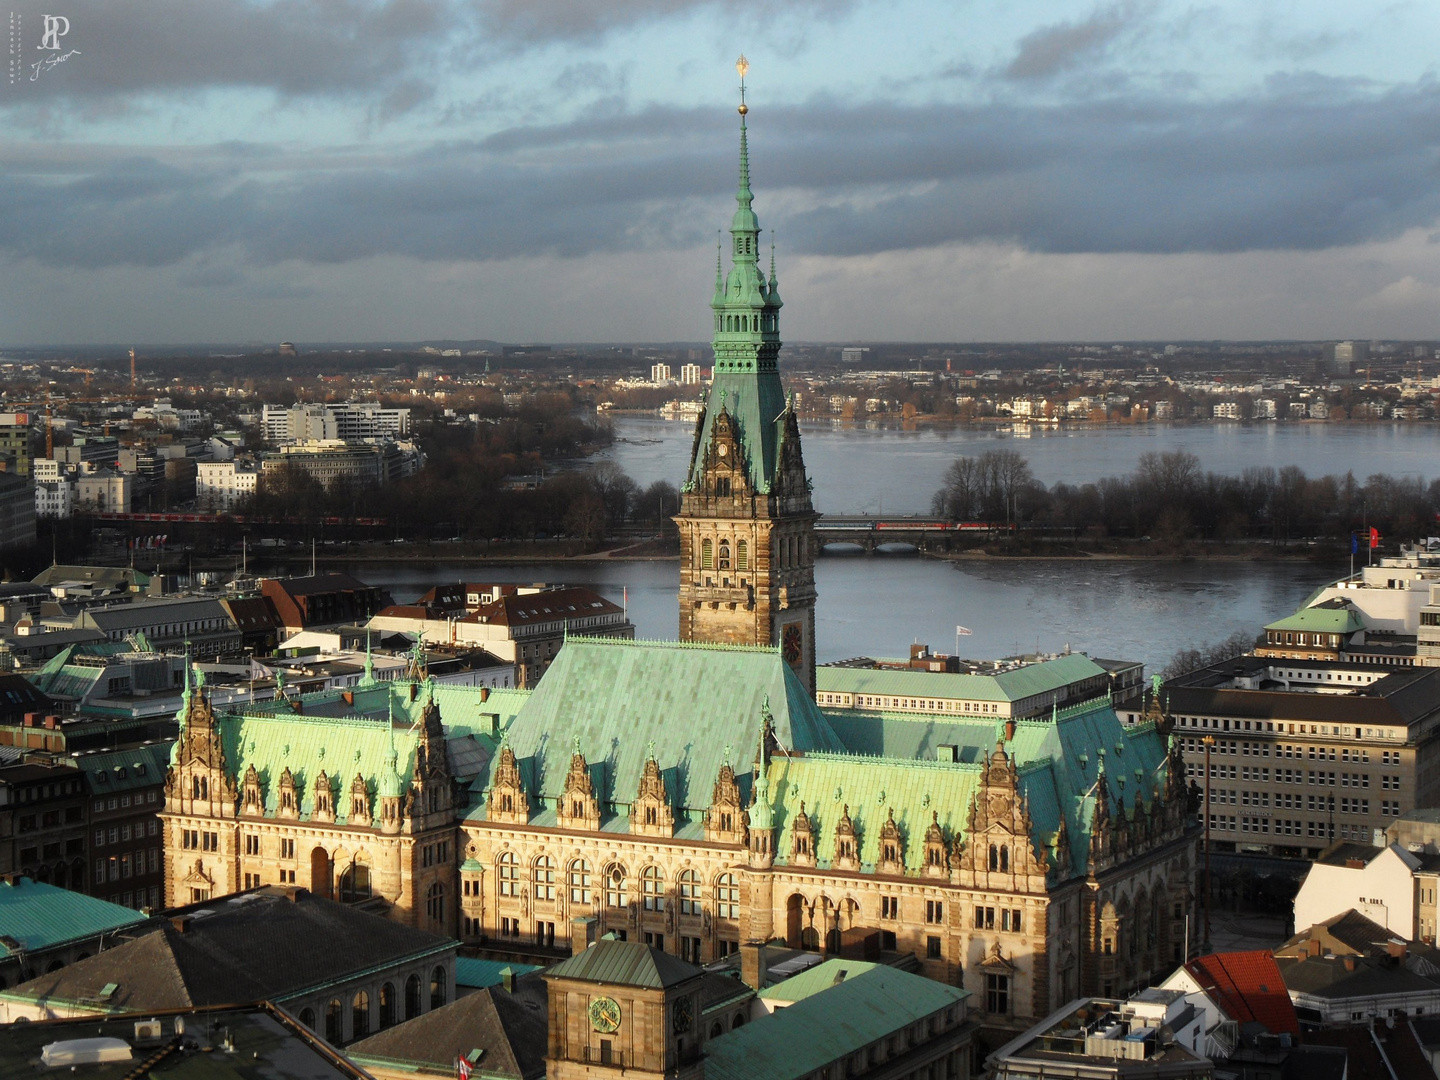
[1351,533,1359,554]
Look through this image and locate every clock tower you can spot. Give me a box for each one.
[543,937,707,1080]
[676,57,818,695]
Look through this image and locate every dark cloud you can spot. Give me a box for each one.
[2,0,454,100]
[1005,3,1143,80]
[0,0,849,103]
[6,85,1440,270]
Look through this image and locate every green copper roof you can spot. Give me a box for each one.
[476,637,842,816]
[454,957,540,989]
[75,743,173,794]
[758,959,883,1004]
[769,753,979,875]
[707,965,969,1080]
[817,654,1108,706]
[218,708,418,821]
[1266,606,1364,634]
[0,876,146,953]
[545,938,699,989]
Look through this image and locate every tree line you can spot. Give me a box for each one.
[931,448,1439,546]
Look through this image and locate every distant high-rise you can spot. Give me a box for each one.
[1320,340,1367,375]
[675,61,817,694]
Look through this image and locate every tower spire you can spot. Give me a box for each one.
[736,54,753,210]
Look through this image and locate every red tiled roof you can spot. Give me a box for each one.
[1186,950,1300,1036]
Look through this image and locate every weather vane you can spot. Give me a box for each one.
[737,54,749,115]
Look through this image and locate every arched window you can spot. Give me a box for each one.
[642,865,665,911]
[988,844,998,871]
[1000,846,1009,872]
[736,540,748,571]
[430,965,447,1009]
[679,869,700,915]
[701,539,713,570]
[718,540,731,570]
[324,999,342,1044]
[498,851,519,896]
[405,975,421,1020]
[299,1007,315,1030]
[534,856,556,901]
[715,873,739,920]
[379,983,396,1029]
[426,882,444,923]
[605,865,627,908]
[352,991,370,1039]
[339,862,371,903]
[569,860,593,905]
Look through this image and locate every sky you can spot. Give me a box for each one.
[4,0,1440,346]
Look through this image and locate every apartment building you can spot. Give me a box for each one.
[196,460,258,511]
[1164,656,1440,858]
[262,402,411,443]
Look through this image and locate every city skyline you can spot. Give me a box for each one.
[5,1,1440,345]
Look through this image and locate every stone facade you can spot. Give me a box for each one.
[161,671,459,935]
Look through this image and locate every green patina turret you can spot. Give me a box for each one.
[676,57,818,695]
[687,56,788,496]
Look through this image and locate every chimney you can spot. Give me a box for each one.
[500,967,515,993]
[21,714,34,728]
[1308,939,1323,957]
[1343,956,1357,971]
[171,916,192,933]
[1004,718,1017,742]
[570,916,597,956]
[43,716,58,730]
[1388,940,1407,960]
[740,941,768,990]
[480,687,490,703]
[341,690,354,706]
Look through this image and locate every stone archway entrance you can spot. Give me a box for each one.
[310,846,332,899]
[786,894,805,948]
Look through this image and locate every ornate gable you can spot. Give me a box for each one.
[790,801,816,866]
[630,749,674,838]
[833,804,859,871]
[349,773,372,826]
[165,676,239,819]
[277,766,299,819]
[486,745,530,825]
[241,764,263,817]
[955,741,1048,891]
[312,769,335,823]
[705,757,747,845]
[922,811,949,877]
[557,742,601,831]
[876,808,904,876]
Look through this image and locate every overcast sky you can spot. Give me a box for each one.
[4,0,1440,346]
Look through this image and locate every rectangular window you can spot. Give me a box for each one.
[986,974,1009,1014]
[925,900,943,925]
[881,896,899,920]
[927,935,942,960]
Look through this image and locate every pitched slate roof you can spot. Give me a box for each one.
[477,637,842,816]
[0,674,52,723]
[348,975,548,1080]
[706,965,969,1080]
[0,877,147,955]
[1184,951,1299,1035]
[74,742,172,796]
[0,887,451,1013]
[546,938,701,990]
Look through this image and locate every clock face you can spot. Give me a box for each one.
[782,623,803,665]
[672,996,693,1034]
[589,996,622,1034]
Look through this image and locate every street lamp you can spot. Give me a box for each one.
[1202,735,1214,953]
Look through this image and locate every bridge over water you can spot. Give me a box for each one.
[815,515,1012,553]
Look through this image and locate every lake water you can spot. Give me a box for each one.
[596,416,1440,516]
[334,554,1344,677]
[291,417,1423,675]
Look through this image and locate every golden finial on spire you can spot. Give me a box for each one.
[737,54,749,115]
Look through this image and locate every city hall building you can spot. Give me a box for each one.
[162,84,1199,1037]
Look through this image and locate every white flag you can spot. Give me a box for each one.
[956,625,972,636]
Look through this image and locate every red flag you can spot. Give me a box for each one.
[1370,527,1381,549]
[455,1058,472,1080]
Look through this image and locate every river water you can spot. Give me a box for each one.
[312,416,1430,675]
